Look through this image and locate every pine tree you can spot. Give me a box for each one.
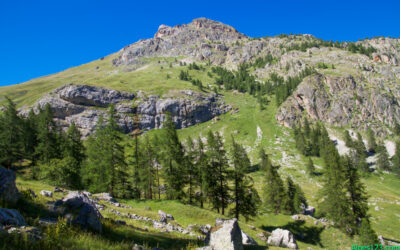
[184,136,198,204]
[196,137,207,208]
[344,130,353,148]
[319,125,354,232]
[23,109,39,167]
[306,157,315,175]
[259,148,269,171]
[366,128,377,153]
[343,156,369,232]
[35,104,60,165]
[262,150,287,214]
[377,144,391,171]
[358,219,379,245]
[285,177,296,214]
[62,123,85,189]
[392,140,400,175]
[205,131,230,214]
[293,184,307,214]
[0,97,24,169]
[303,117,311,138]
[161,113,185,200]
[142,134,155,199]
[230,136,260,220]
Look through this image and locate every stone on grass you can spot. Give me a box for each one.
[206,218,243,250]
[40,190,53,197]
[267,228,297,249]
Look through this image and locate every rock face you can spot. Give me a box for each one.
[205,218,244,250]
[0,208,27,226]
[22,84,230,137]
[276,73,400,135]
[56,191,102,233]
[113,18,246,66]
[0,168,19,204]
[241,231,258,245]
[267,228,297,249]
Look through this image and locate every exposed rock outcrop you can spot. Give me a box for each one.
[276,73,400,135]
[267,228,297,249]
[22,84,230,137]
[0,168,19,204]
[204,218,244,250]
[0,208,27,226]
[113,18,246,66]
[55,191,103,233]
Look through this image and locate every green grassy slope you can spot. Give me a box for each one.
[2,54,400,248]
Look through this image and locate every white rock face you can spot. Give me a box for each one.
[207,218,243,250]
[241,230,258,245]
[267,228,298,249]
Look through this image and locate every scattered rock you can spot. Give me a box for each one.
[267,228,297,249]
[40,190,53,198]
[94,193,117,203]
[205,218,243,250]
[241,231,258,245]
[257,232,267,241]
[0,168,19,204]
[0,208,27,226]
[57,191,103,233]
[54,187,63,193]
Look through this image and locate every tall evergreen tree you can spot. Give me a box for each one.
[343,156,369,232]
[62,123,85,189]
[35,104,60,164]
[196,137,207,208]
[344,130,353,148]
[161,113,185,200]
[184,136,198,204]
[205,131,230,214]
[306,157,315,176]
[0,97,24,169]
[230,136,260,220]
[377,144,391,171]
[319,125,354,233]
[392,140,400,175]
[262,150,287,214]
[259,148,269,171]
[366,128,377,153]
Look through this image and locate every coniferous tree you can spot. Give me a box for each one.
[142,135,155,199]
[23,109,39,167]
[61,123,85,189]
[306,157,315,175]
[293,184,307,214]
[262,150,287,214]
[285,177,296,214]
[343,156,369,232]
[184,136,198,204]
[259,148,269,171]
[319,125,354,232]
[196,137,207,208]
[344,130,353,148]
[0,97,24,169]
[377,144,391,171]
[35,104,60,165]
[358,219,379,245]
[392,140,400,175]
[205,131,230,214]
[366,128,377,153]
[230,136,260,220]
[161,113,185,200]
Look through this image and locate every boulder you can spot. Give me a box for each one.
[0,168,19,204]
[0,208,27,226]
[93,192,116,203]
[205,218,243,250]
[57,191,102,233]
[267,228,297,249]
[40,190,53,198]
[304,206,315,216]
[158,210,174,223]
[241,231,258,245]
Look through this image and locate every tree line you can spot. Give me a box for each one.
[293,118,379,243]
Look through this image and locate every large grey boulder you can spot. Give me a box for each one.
[57,191,102,233]
[93,193,116,203]
[205,218,243,250]
[0,208,26,226]
[0,168,19,204]
[267,228,297,249]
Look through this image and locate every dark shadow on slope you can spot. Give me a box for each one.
[261,220,324,247]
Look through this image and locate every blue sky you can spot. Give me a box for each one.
[0,0,399,86]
